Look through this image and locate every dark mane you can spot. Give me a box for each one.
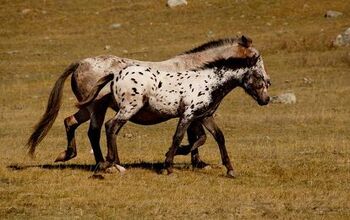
[199,55,260,71]
[183,37,240,54]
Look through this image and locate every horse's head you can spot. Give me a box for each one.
[241,55,271,106]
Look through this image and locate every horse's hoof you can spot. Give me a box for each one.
[89,174,105,180]
[54,150,76,162]
[226,170,236,178]
[159,169,167,175]
[166,168,173,175]
[203,165,212,170]
[192,160,209,169]
[96,161,111,171]
[105,166,119,173]
[114,164,126,173]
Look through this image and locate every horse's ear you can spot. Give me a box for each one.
[239,35,252,48]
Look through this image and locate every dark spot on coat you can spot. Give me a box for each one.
[198,91,204,97]
[131,78,137,84]
[132,88,139,94]
[158,81,162,88]
[138,72,143,75]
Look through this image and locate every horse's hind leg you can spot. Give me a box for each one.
[55,108,90,162]
[101,110,134,172]
[165,117,192,174]
[175,121,208,168]
[88,98,109,164]
[188,123,208,168]
[202,116,235,178]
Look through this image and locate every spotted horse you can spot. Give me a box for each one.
[27,36,257,170]
[78,46,271,177]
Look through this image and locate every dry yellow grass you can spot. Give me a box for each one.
[0,0,349,218]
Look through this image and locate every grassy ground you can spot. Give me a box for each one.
[0,0,349,218]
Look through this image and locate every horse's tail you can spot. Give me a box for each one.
[27,62,79,156]
[76,73,114,109]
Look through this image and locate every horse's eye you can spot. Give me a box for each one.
[254,81,264,89]
[267,79,271,87]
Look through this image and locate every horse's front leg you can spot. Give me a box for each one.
[165,117,192,174]
[202,116,235,178]
[55,108,90,162]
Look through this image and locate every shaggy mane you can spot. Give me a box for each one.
[199,55,260,71]
[183,37,240,54]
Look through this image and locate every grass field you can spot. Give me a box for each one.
[0,0,349,218]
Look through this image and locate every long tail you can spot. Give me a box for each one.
[27,62,79,156]
[76,73,114,109]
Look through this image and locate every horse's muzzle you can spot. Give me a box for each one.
[258,96,270,106]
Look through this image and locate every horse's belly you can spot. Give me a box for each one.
[129,107,174,125]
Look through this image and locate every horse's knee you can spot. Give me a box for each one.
[64,116,78,131]
[104,120,113,134]
[198,132,207,145]
[105,118,126,135]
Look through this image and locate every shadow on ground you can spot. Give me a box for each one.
[7,162,215,174]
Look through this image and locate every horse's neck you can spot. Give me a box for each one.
[173,46,235,68]
[210,68,245,98]
[141,45,236,71]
